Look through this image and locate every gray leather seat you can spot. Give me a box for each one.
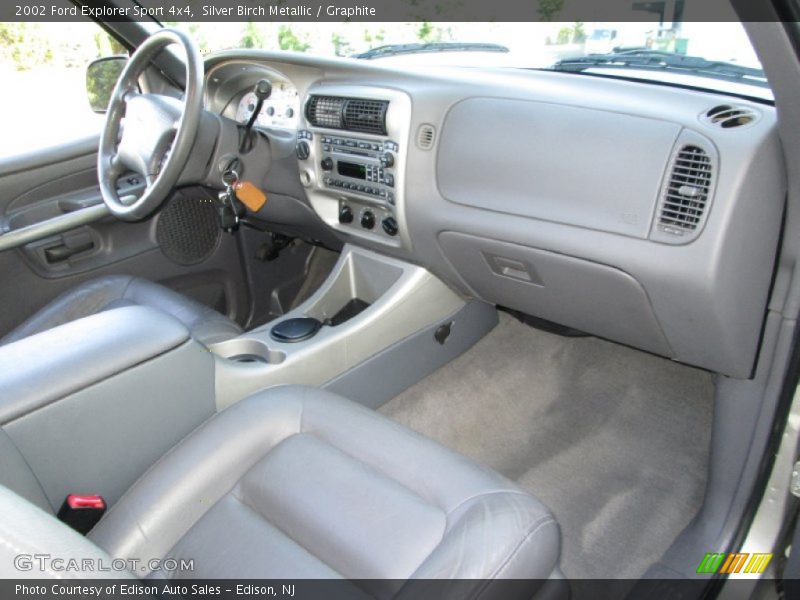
[1,386,561,593]
[0,275,242,346]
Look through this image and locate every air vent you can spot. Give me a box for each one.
[343,99,389,135]
[416,124,436,150]
[702,104,758,129]
[655,145,714,239]
[305,95,389,135]
[305,95,345,129]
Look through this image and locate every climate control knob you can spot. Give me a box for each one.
[381,216,399,236]
[339,205,354,224]
[321,157,334,171]
[296,141,310,160]
[380,152,395,168]
[360,210,376,230]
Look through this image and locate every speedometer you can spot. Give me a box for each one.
[236,81,300,130]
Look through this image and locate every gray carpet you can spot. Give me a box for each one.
[380,312,714,580]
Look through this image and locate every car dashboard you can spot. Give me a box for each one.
[203,51,785,380]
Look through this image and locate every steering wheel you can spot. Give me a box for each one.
[98,29,203,221]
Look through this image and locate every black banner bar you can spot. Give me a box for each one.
[0,578,779,600]
[0,0,790,23]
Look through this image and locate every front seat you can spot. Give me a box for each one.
[1,386,562,596]
[0,275,242,346]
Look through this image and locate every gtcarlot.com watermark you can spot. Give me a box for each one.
[14,553,194,573]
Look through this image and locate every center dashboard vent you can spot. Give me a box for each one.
[306,95,388,135]
[305,96,345,129]
[651,142,716,243]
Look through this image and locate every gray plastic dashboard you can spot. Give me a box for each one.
[204,51,785,378]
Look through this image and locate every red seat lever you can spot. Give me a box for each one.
[66,494,106,510]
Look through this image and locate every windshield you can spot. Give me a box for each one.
[174,21,770,100]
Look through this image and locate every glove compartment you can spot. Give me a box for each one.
[438,231,672,357]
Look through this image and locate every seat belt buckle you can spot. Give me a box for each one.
[57,494,106,535]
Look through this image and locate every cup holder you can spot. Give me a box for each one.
[209,339,286,365]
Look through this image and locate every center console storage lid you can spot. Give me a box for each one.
[0,306,189,424]
[270,317,322,343]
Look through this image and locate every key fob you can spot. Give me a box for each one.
[218,205,239,232]
[234,181,267,212]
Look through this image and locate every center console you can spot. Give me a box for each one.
[295,86,412,250]
[210,244,497,409]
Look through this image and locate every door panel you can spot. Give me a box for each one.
[0,137,251,338]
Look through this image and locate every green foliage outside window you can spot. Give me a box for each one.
[278,25,310,52]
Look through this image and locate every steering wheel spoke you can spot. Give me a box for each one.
[120,88,139,104]
[108,153,126,179]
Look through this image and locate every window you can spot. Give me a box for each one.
[0,22,126,159]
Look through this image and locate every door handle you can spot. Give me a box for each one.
[44,240,94,263]
[58,196,103,213]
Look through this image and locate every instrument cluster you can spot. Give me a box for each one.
[235,81,300,130]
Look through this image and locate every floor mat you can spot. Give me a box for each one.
[380,311,714,580]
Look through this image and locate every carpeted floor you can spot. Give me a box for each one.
[380,311,714,580]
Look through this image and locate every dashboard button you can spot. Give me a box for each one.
[382,217,399,236]
[339,205,354,224]
[380,152,395,168]
[296,141,310,160]
[360,210,376,230]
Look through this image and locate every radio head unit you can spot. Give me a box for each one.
[315,133,398,213]
[318,135,398,199]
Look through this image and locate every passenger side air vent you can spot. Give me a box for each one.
[416,124,436,150]
[305,95,345,129]
[651,140,717,244]
[342,99,389,135]
[702,104,759,129]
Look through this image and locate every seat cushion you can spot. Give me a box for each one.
[0,275,242,346]
[90,386,560,595]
